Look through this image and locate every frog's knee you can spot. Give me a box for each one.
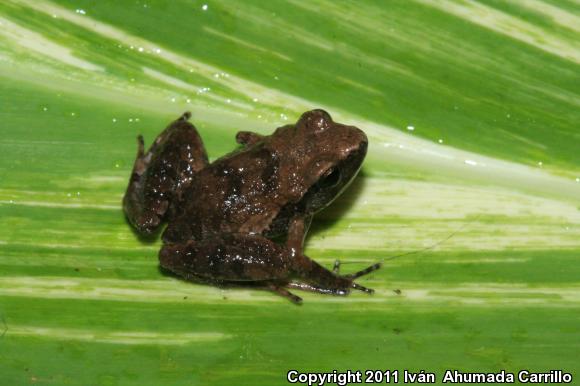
[159,242,183,270]
[134,212,161,234]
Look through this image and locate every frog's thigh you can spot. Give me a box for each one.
[123,113,208,234]
[159,234,292,282]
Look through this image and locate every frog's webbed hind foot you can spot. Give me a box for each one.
[123,112,209,234]
[329,260,381,293]
[345,262,381,294]
[287,282,347,296]
[293,257,381,298]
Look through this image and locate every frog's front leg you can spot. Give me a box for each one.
[287,218,360,281]
[123,112,208,234]
[286,215,313,257]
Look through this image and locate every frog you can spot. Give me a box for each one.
[123,109,381,303]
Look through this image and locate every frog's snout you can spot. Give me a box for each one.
[338,124,367,154]
[343,127,368,161]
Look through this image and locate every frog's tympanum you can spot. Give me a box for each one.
[123,109,380,303]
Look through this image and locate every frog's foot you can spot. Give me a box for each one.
[292,256,381,297]
[287,282,348,296]
[345,262,381,294]
[330,260,381,293]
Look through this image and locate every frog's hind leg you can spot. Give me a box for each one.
[158,233,381,303]
[159,235,309,303]
[123,112,208,234]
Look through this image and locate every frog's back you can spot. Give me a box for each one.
[162,143,286,243]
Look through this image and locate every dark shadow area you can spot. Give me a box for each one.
[305,170,369,245]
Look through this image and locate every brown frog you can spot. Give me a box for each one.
[123,109,380,303]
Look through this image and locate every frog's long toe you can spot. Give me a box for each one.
[351,282,374,294]
[345,262,381,295]
[333,261,381,278]
[347,262,382,279]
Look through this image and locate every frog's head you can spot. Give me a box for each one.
[273,109,368,214]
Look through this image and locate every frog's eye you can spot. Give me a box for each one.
[318,168,341,188]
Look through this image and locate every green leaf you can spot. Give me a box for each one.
[1,0,579,385]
